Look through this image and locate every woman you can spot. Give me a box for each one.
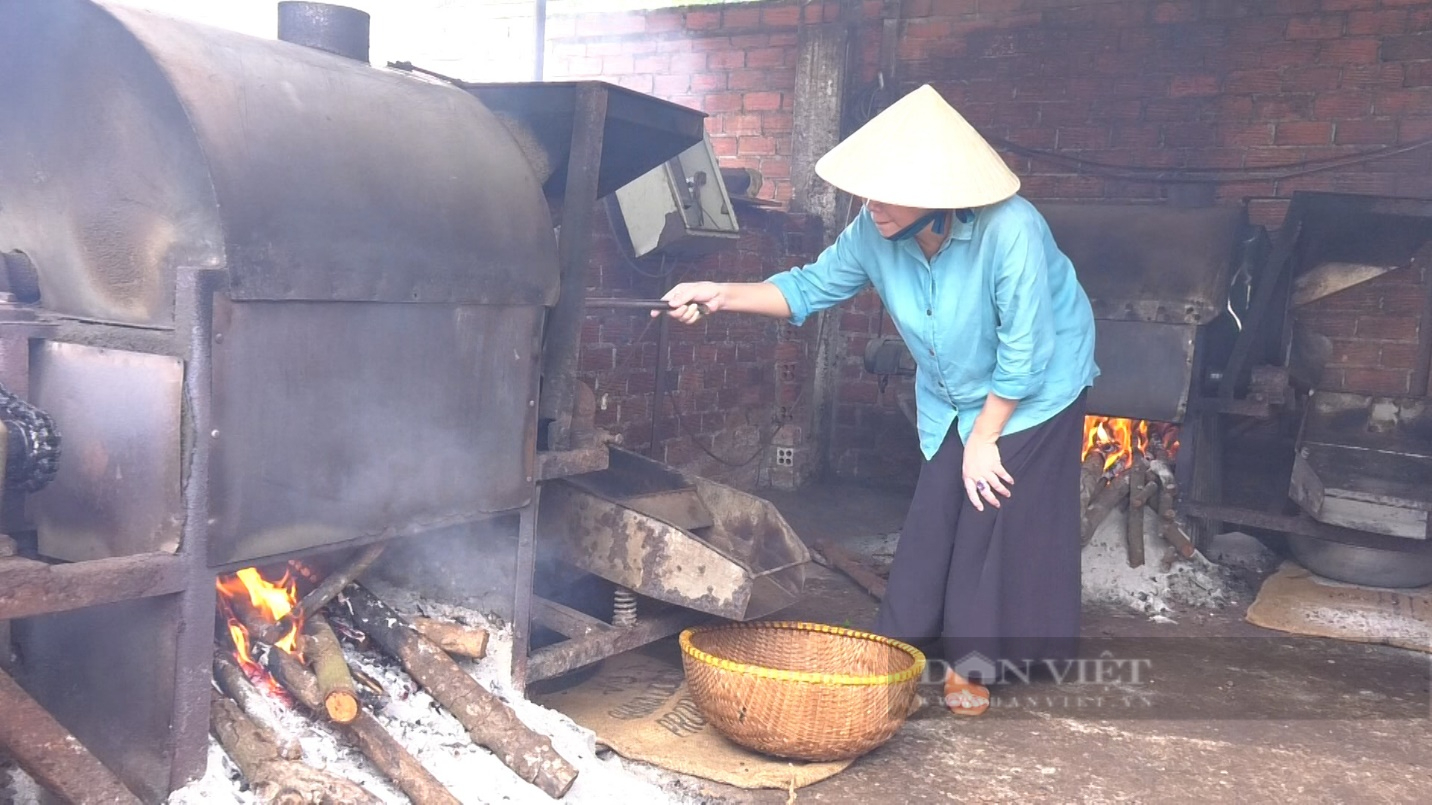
[659,85,1098,716]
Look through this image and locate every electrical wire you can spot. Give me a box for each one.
[601,195,679,279]
[590,273,789,470]
[987,133,1432,184]
[847,74,1432,185]
[662,385,799,469]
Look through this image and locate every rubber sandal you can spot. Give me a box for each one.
[943,673,990,717]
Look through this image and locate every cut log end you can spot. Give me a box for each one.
[325,691,360,724]
[412,617,490,660]
[303,614,360,725]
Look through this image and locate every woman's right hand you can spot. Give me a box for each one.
[657,281,723,324]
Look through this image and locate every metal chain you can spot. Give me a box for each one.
[0,380,60,492]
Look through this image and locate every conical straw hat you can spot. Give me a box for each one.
[815,84,1019,209]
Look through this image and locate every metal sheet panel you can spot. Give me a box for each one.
[13,594,181,803]
[538,469,808,621]
[1086,320,1197,423]
[209,301,540,566]
[1291,391,1432,539]
[466,82,708,200]
[30,342,185,561]
[1037,203,1246,325]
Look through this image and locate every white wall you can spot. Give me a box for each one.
[117,0,542,81]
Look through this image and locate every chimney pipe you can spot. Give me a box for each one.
[277,2,370,64]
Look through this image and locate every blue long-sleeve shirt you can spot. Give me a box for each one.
[768,195,1099,460]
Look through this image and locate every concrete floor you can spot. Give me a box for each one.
[654,481,1432,804]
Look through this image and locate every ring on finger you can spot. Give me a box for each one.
[975,480,987,491]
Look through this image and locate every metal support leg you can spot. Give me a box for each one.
[511,487,541,694]
[539,84,608,451]
[167,267,225,792]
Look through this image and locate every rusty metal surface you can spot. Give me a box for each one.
[29,342,184,562]
[540,481,751,618]
[0,552,185,621]
[1086,320,1198,423]
[168,266,222,792]
[0,0,558,317]
[512,497,540,692]
[538,467,808,621]
[531,595,614,638]
[535,445,611,480]
[1290,392,1432,539]
[0,667,142,804]
[12,594,181,803]
[1036,203,1246,325]
[541,84,609,450]
[527,607,709,684]
[209,300,541,566]
[687,477,808,618]
[568,448,691,498]
[566,449,715,530]
[616,489,717,531]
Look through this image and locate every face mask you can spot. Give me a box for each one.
[885,209,950,241]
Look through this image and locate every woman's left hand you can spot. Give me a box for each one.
[963,437,1013,511]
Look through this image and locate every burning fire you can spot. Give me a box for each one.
[1082,416,1179,474]
[216,565,305,693]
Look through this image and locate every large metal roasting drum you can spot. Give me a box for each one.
[0,1,785,799]
[1,0,559,568]
[0,0,562,798]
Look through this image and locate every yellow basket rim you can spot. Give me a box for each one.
[679,621,926,687]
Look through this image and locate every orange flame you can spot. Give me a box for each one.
[216,564,305,694]
[1082,416,1180,474]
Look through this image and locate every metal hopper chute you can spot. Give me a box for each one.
[539,448,810,622]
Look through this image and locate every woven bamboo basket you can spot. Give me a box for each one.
[679,621,926,762]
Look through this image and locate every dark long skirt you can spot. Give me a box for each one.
[874,393,1086,679]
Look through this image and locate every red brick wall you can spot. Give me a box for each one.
[547,2,859,204]
[1294,260,1430,396]
[831,290,925,481]
[895,0,1432,228]
[578,202,823,487]
[543,0,1432,479]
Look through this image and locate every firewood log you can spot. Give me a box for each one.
[412,617,490,660]
[1122,475,1157,570]
[210,693,380,805]
[341,584,580,799]
[301,614,359,724]
[266,649,461,805]
[350,665,387,697]
[273,543,386,639]
[811,539,887,601]
[1078,452,1105,512]
[1147,459,1178,494]
[213,652,303,760]
[1081,472,1131,545]
[1157,485,1196,559]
